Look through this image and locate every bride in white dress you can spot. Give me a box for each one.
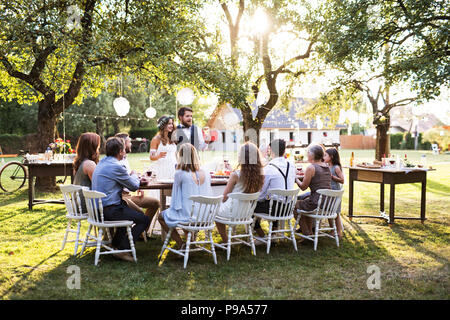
[149,116,177,180]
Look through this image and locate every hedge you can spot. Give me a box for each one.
[390,132,431,150]
[0,134,27,154]
[128,127,159,140]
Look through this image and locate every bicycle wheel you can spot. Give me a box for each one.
[0,161,27,193]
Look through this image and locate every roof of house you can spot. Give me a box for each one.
[210,97,345,130]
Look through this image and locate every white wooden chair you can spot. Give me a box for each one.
[60,185,89,256]
[432,144,440,155]
[294,188,344,251]
[80,189,137,266]
[254,189,300,254]
[158,195,223,269]
[214,192,260,260]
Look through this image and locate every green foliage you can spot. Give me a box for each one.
[390,132,433,150]
[0,134,27,154]
[0,99,37,135]
[128,127,159,140]
[423,127,450,151]
[390,133,404,149]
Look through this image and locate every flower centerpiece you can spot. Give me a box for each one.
[49,138,76,161]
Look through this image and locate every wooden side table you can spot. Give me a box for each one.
[347,167,434,224]
[24,162,74,210]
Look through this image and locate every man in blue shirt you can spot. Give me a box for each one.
[92,137,150,262]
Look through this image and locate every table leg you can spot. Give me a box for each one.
[28,174,34,211]
[348,175,354,219]
[421,178,426,223]
[380,183,385,213]
[160,190,166,211]
[389,183,395,224]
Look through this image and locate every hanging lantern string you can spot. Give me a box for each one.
[63,112,151,121]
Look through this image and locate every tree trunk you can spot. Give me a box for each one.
[95,118,107,153]
[242,118,261,147]
[375,117,390,161]
[34,99,58,191]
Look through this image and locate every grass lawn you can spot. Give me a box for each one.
[0,149,449,299]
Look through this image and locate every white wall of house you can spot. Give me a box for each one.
[208,128,340,151]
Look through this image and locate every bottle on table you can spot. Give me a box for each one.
[350,152,355,167]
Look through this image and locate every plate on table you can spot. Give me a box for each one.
[157,179,174,184]
[357,163,381,169]
[211,175,230,179]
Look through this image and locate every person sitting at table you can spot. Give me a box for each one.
[73,132,101,213]
[158,143,212,249]
[115,133,160,229]
[92,137,150,262]
[253,139,296,238]
[215,142,265,243]
[324,147,344,239]
[294,144,332,237]
[149,116,177,180]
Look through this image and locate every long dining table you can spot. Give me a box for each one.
[139,178,229,210]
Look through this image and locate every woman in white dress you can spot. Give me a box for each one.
[215,142,265,243]
[149,116,177,180]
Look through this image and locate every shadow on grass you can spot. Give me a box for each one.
[0,189,28,207]
[391,223,450,266]
[410,179,450,197]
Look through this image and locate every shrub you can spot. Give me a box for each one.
[129,127,159,140]
[423,127,450,151]
[0,134,27,154]
[390,133,403,149]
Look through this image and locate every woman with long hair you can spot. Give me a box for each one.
[73,132,101,211]
[324,148,344,239]
[215,142,265,243]
[149,115,177,179]
[158,143,212,249]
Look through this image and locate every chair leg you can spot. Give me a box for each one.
[127,226,137,262]
[94,228,103,266]
[227,226,232,261]
[333,219,339,247]
[61,219,72,251]
[248,224,256,256]
[80,224,92,256]
[288,219,297,252]
[73,220,82,256]
[209,230,217,265]
[184,232,192,269]
[158,228,172,262]
[267,221,273,254]
[313,219,320,251]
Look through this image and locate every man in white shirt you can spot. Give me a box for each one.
[173,106,209,152]
[253,139,295,238]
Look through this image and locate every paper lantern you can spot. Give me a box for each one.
[177,88,195,105]
[113,97,130,117]
[145,107,156,119]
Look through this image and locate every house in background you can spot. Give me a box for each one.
[390,105,444,134]
[206,98,345,151]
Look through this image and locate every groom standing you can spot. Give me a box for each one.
[174,106,209,151]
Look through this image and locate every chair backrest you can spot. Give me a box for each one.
[226,192,260,222]
[82,189,107,224]
[187,195,223,228]
[315,188,344,218]
[267,188,300,219]
[60,185,87,217]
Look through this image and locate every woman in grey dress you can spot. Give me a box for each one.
[73,133,101,212]
[294,145,331,236]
